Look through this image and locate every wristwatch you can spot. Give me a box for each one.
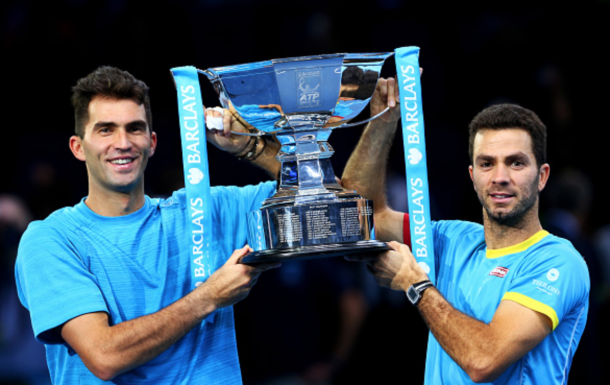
[406,280,434,306]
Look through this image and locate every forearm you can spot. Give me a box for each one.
[417,289,508,382]
[64,284,217,380]
[250,136,281,178]
[342,119,397,208]
[342,119,402,241]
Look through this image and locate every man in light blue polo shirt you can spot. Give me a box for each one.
[15,66,281,384]
[342,78,589,384]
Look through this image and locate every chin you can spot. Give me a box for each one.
[487,207,527,226]
[108,178,141,193]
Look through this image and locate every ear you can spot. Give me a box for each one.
[69,135,86,161]
[538,163,551,192]
[468,165,480,196]
[149,131,158,157]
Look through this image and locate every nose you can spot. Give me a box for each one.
[114,128,132,150]
[491,163,510,186]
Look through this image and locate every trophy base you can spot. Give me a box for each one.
[240,240,390,264]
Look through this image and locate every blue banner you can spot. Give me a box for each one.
[171,67,216,320]
[394,47,436,284]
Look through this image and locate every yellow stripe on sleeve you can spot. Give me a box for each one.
[502,292,559,330]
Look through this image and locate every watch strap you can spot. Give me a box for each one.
[407,280,434,306]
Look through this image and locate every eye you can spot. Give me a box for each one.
[128,124,146,133]
[511,161,524,168]
[480,161,492,168]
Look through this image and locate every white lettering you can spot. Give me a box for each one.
[192,234,203,244]
[413,214,425,225]
[192,215,204,234]
[186,131,199,141]
[187,142,200,154]
[184,120,198,130]
[405,111,418,121]
[181,85,195,94]
[183,102,197,119]
[400,65,415,74]
[188,154,201,163]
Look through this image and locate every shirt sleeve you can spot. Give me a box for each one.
[402,213,411,248]
[210,181,276,251]
[502,240,590,330]
[14,221,108,344]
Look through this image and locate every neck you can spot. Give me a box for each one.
[483,204,543,249]
[85,180,146,217]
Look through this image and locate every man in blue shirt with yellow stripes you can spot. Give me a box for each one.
[342,78,589,384]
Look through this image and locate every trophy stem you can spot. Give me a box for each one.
[263,129,354,209]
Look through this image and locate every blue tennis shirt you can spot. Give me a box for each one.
[420,220,590,384]
[15,182,275,385]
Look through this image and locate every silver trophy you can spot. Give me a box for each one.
[202,52,394,262]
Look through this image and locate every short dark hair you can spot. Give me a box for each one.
[468,104,547,167]
[71,66,152,138]
[341,66,363,85]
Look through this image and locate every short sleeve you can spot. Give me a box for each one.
[502,240,590,330]
[15,221,108,344]
[208,181,275,255]
[211,181,276,223]
[431,220,484,273]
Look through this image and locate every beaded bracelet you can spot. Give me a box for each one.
[236,136,259,161]
[237,136,267,162]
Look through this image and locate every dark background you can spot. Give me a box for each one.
[1,0,609,384]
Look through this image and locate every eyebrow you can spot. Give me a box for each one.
[92,121,117,130]
[475,151,530,163]
[92,119,147,130]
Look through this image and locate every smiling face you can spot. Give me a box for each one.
[70,96,157,196]
[469,128,550,227]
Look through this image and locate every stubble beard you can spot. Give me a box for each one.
[478,174,540,228]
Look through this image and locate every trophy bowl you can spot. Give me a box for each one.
[202,52,394,263]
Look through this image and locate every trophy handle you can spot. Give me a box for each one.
[330,106,391,130]
[227,131,268,137]
[227,106,390,135]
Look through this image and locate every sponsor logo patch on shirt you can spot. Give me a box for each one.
[490,266,509,278]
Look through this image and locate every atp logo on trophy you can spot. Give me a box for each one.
[187,168,204,185]
[297,69,321,109]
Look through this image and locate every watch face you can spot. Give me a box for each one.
[407,287,419,304]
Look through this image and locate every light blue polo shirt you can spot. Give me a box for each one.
[15,182,275,385]
[424,220,589,384]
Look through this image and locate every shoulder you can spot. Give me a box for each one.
[20,205,83,245]
[513,232,591,300]
[16,205,88,279]
[156,189,188,210]
[531,233,589,276]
